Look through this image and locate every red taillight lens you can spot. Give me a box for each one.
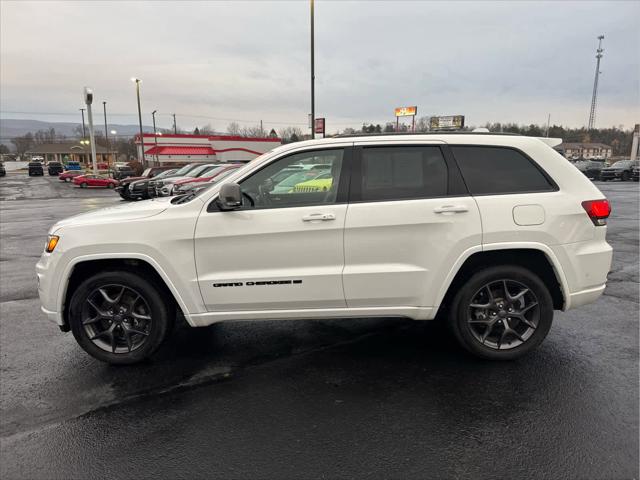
[582,199,611,226]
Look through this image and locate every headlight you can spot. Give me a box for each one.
[45,235,59,253]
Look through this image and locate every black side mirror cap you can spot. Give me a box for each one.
[218,182,242,210]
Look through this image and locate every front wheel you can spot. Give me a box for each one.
[621,172,630,182]
[448,265,553,360]
[69,271,174,364]
[80,182,87,188]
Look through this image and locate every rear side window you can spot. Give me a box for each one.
[360,146,447,201]
[451,146,554,195]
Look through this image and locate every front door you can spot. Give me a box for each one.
[194,147,351,311]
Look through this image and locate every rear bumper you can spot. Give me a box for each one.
[551,237,612,310]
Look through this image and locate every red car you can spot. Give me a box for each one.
[172,164,241,194]
[73,174,120,189]
[59,170,85,182]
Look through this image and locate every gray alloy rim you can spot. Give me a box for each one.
[82,284,152,354]
[467,279,539,350]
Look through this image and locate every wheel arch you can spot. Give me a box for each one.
[435,246,568,319]
[60,255,190,331]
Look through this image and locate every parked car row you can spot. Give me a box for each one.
[117,163,245,201]
[115,161,338,202]
[573,159,639,181]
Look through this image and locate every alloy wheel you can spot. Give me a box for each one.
[81,284,153,354]
[467,279,539,350]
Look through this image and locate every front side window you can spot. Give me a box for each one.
[239,149,344,209]
[359,146,448,201]
[451,146,554,195]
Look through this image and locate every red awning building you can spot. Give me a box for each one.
[135,134,281,165]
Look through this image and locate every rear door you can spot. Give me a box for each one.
[343,142,482,309]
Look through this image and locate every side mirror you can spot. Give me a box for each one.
[218,182,242,210]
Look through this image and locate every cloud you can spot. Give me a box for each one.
[1,0,638,131]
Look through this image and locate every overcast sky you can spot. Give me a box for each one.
[1,0,638,133]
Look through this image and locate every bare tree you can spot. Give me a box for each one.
[11,133,34,158]
[278,126,304,143]
[227,122,242,135]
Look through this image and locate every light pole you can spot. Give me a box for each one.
[131,77,145,164]
[79,108,86,138]
[310,0,315,139]
[172,113,177,134]
[102,101,111,168]
[152,110,159,166]
[83,87,98,174]
[110,130,118,166]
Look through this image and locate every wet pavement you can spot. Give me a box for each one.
[1,175,638,479]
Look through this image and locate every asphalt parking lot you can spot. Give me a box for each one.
[0,174,638,479]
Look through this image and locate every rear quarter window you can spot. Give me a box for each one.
[451,146,555,195]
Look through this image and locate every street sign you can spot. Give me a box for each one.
[314,118,325,135]
[394,106,417,117]
[430,115,465,130]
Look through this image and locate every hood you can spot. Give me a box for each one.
[120,176,146,184]
[50,197,173,233]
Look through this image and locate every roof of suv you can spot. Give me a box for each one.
[274,133,562,152]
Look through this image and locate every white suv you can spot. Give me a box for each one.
[36,134,613,364]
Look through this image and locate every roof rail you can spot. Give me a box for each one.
[332,131,522,138]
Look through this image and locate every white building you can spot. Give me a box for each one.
[135,133,282,165]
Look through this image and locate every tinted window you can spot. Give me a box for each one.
[451,146,553,195]
[360,146,447,201]
[240,149,344,209]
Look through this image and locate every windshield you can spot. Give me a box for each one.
[173,164,197,176]
[186,164,215,177]
[155,169,177,179]
[610,161,631,168]
[201,166,225,177]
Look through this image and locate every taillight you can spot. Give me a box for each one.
[582,199,611,226]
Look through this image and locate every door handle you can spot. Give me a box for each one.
[302,213,336,222]
[433,205,469,214]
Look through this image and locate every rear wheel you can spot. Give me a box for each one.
[69,271,174,364]
[621,171,630,182]
[448,265,553,360]
[107,183,114,189]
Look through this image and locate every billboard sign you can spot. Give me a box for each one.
[430,115,465,130]
[395,106,417,117]
[314,118,325,134]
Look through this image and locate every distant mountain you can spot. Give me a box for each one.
[0,119,153,147]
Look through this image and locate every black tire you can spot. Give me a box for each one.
[448,265,554,360]
[68,270,174,364]
[621,171,630,182]
[107,183,114,189]
[80,182,87,188]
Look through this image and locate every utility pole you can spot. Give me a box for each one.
[152,110,159,166]
[310,0,315,139]
[102,101,111,168]
[172,113,177,134]
[588,35,605,130]
[131,78,145,164]
[79,108,86,138]
[83,88,98,175]
[545,113,551,137]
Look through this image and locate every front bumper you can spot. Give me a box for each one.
[600,171,623,180]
